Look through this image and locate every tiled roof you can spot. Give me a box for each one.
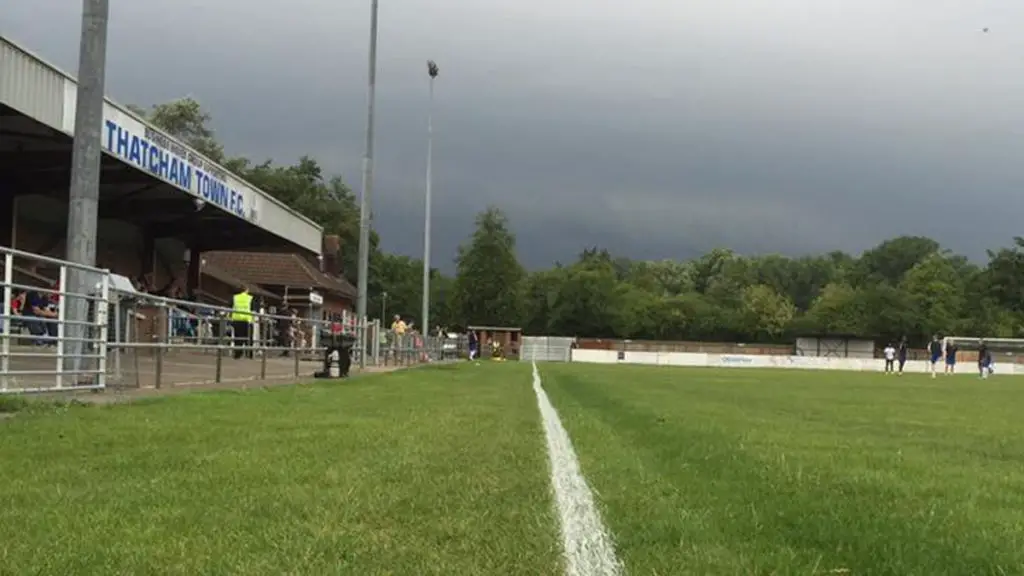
[203,251,356,298]
[200,262,278,299]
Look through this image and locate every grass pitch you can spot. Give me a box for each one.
[0,364,560,575]
[3,362,1024,575]
[541,364,1024,575]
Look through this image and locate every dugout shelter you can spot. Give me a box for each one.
[795,335,875,359]
[468,325,522,360]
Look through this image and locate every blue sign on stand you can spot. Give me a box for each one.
[102,119,247,219]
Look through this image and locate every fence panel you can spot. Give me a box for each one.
[521,336,574,362]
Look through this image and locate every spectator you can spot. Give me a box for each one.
[49,279,61,305]
[277,308,302,356]
[7,291,26,334]
[231,286,254,359]
[389,315,407,360]
[23,288,58,345]
[390,315,407,335]
[135,274,154,294]
[291,310,307,351]
[10,291,25,316]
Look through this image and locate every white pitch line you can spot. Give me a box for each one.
[532,361,623,576]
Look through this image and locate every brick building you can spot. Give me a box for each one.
[201,235,355,318]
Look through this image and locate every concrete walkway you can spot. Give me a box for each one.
[1,346,405,403]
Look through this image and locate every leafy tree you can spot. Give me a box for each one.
[805,283,864,336]
[626,259,694,296]
[740,284,795,339]
[705,256,752,306]
[851,236,940,287]
[691,248,736,295]
[852,284,918,342]
[132,97,225,162]
[522,268,566,335]
[622,291,704,341]
[983,237,1024,314]
[374,254,422,322]
[549,253,627,338]
[429,271,457,330]
[452,207,526,326]
[755,254,838,312]
[900,254,964,338]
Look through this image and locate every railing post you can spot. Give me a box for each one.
[372,319,381,366]
[113,297,121,379]
[55,265,67,389]
[214,318,224,384]
[96,272,109,389]
[1,252,12,391]
[253,307,263,356]
[154,306,166,389]
[259,311,267,380]
[311,316,319,352]
[165,304,173,343]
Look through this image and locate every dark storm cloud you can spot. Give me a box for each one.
[5,0,1024,270]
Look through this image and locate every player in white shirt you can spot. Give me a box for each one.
[883,343,896,374]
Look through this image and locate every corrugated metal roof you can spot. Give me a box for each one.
[0,35,65,128]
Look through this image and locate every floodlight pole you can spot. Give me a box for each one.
[64,0,110,380]
[356,0,380,367]
[421,60,438,333]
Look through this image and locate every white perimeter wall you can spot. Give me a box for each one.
[570,349,1020,375]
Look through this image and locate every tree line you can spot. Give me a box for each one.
[138,98,1024,345]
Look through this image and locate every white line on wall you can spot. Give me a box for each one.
[532,361,623,576]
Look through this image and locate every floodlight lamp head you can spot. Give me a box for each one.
[427,60,439,78]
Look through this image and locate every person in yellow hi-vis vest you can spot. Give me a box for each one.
[231,286,254,359]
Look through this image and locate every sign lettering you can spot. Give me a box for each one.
[103,119,247,218]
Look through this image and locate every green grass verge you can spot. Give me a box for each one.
[540,364,1024,575]
[0,363,561,575]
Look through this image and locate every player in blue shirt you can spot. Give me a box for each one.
[897,337,909,376]
[467,330,479,361]
[977,340,993,379]
[944,338,959,375]
[927,335,943,379]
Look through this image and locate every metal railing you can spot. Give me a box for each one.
[377,332,465,366]
[1,247,109,393]
[102,292,381,390]
[0,245,461,394]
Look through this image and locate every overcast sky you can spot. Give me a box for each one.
[4,0,1024,269]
